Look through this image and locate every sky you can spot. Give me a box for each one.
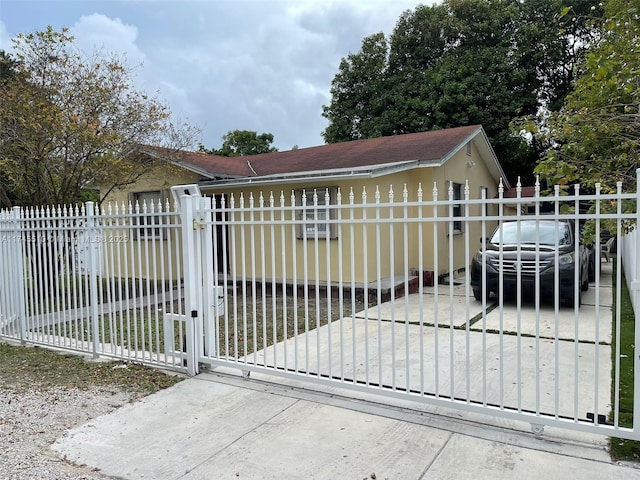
[0,0,431,152]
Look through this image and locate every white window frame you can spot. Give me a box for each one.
[130,190,168,239]
[451,182,463,234]
[295,187,338,240]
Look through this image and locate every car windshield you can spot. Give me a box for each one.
[490,221,571,246]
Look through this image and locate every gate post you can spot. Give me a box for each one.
[12,207,27,343]
[85,202,101,358]
[633,169,640,435]
[199,195,217,358]
[178,190,201,376]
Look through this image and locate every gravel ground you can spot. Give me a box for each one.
[0,384,134,480]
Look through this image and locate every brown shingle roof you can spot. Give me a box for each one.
[243,125,481,176]
[150,125,484,179]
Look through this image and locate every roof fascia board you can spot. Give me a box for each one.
[199,160,433,190]
[476,127,510,189]
[141,148,219,180]
[442,126,510,189]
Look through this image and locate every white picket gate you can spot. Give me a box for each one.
[1,175,640,441]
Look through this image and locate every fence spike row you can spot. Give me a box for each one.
[2,180,639,441]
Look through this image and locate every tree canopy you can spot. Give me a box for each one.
[0,27,197,208]
[198,129,278,156]
[321,0,602,184]
[534,0,640,192]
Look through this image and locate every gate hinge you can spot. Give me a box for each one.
[192,219,205,230]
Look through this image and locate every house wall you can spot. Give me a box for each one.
[101,165,201,207]
[431,140,502,278]
[203,143,502,284]
[98,165,200,281]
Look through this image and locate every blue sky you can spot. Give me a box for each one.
[0,0,429,151]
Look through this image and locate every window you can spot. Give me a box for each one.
[130,190,167,239]
[466,141,472,156]
[451,182,463,233]
[295,187,338,239]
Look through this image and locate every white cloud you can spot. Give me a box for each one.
[70,13,146,65]
[0,20,12,51]
[0,0,430,150]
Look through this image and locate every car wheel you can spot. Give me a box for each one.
[588,246,596,282]
[473,288,490,302]
[564,289,582,308]
[581,273,589,292]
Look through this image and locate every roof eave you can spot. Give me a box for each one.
[198,159,444,190]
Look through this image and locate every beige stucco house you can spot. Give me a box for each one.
[104,125,510,285]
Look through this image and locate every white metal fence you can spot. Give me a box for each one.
[621,227,640,314]
[1,176,639,441]
[0,200,188,369]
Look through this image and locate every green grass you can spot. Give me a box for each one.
[609,267,639,461]
[37,290,367,359]
[216,291,366,358]
[0,341,183,396]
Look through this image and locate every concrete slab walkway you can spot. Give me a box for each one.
[51,262,638,479]
[52,371,640,480]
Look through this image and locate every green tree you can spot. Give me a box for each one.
[321,33,390,142]
[0,50,19,82]
[322,0,602,185]
[199,129,278,156]
[0,27,197,208]
[535,0,640,192]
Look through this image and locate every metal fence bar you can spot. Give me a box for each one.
[3,178,640,440]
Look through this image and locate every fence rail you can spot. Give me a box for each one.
[1,176,639,440]
[0,201,188,370]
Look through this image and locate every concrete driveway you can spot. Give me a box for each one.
[252,263,613,424]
